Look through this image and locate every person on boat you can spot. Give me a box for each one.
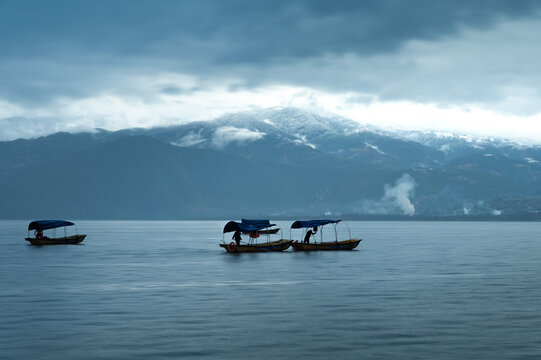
[232,230,242,246]
[303,227,317,244]
[35,230,43,239]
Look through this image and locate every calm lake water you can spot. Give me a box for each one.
[1,220,540,359]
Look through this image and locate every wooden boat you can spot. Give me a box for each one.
[25,234,87,245]
[291,238,361,251]
[290,219,362,251]
[219,239,292,253]
[25,220,86,245]
[221,219,290,253]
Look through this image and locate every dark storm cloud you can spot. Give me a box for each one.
[2,0,538,60]
[0,0,540,104]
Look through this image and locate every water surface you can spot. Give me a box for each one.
[1,221,540,359]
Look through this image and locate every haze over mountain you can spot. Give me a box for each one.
[1,107,540,220]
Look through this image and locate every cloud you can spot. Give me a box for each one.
[211,126,265,149]
[171,131,206,147]
[356,174,417,215]
[2,1,537,62]
[0,116,67,140]
[291,134,316,149]
[1,1,540,104]
[4,85,541,142]
[2,1,541,140]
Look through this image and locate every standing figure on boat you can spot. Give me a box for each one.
[232,230,242,246]
[303,227,317,244]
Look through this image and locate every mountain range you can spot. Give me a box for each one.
[1,107,541,219]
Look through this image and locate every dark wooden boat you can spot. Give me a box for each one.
[290,220,362,251]
[221,219,290,253]
[25,220,86,245]
[25,234,87,245]
[291,238,361,251]
[219,239,292,253]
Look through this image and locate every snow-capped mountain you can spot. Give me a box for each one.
[134,107,443,168]
[97,106,541,171]
[2,107,541,219]
[215,107,365,136]
[146,107,371,150]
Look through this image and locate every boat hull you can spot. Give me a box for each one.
[291,239,361,251]
[25,234,86,245]
[220,239,292,253]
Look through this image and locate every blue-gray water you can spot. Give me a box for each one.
[1,221,541,359]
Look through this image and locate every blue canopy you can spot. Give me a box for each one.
[290,220,341,229]
[28,220,74,231]
[241,219,272,227]
[223,220,276,233]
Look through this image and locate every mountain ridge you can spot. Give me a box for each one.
[1,107,541,219]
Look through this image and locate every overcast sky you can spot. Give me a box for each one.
[2,0,541,141]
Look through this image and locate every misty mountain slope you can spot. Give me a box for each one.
[0,132,99,179]
[442,154,541,196]
[0,136,206,218]
[403,153,541,215]
[313,132,445,168]
[498,146,541,167]
[0,135,398,219]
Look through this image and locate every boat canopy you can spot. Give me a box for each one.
[241,219,272,227]
[291,220,341,229]
[28,220,74,231]
[223,220,276,233]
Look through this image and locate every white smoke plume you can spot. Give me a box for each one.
[382,174,416,215]
[357,173,417,215]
